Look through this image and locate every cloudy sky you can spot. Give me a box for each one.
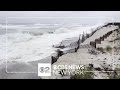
[0,11,120,24]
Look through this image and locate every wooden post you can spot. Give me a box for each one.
[95,38,101,44]
[100,36,104,41]
[98,38,101,44]
[104,34,107,38]
[75,34,81,52]
[51,56,58,64]
[57,49,63,57]
[90,41,96,48]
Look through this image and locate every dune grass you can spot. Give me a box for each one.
[108,69,120,79]
[109,36,120,42]
[70,66,94,79]
[105,45,112,52]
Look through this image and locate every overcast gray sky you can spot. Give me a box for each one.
[0,11,120,24]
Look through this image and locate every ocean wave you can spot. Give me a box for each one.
[0,23,104,64]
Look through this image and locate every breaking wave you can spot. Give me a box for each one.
[0,23,104,64]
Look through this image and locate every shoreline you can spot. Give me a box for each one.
[0,23,120,79]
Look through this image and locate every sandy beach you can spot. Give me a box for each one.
[0,23,120,79]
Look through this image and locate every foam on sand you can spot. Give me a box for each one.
[0,23,104,64]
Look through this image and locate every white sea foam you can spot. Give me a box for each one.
[0,23,104,64]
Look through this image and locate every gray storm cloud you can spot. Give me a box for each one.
[0,11,120,24]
